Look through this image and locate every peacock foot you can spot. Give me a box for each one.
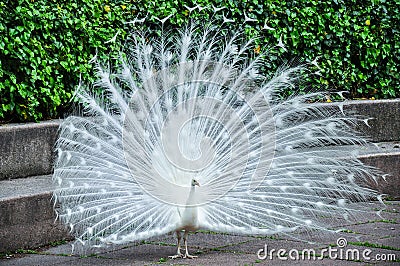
[168,253,184,259]
[183,253,198,259]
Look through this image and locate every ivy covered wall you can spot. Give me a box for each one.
[0,0,399,122]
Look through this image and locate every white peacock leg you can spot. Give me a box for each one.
[176,231,182,256]
[183,230,197,259]
[168,231,183,259]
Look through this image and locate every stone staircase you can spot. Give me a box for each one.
[0,120,71,253]
[0,99,399,253]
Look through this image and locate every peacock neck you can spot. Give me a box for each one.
[186,185,197,207]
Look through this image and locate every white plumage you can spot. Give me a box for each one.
[53,22,382,257]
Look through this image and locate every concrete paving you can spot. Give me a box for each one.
[1,201,399,265]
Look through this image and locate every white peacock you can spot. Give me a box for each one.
[53,22,382,259]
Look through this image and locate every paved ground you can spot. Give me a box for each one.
[1,201,399,266]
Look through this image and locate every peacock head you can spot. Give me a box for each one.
[191,179,200,187]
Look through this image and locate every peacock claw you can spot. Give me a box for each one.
[183,254,198,259]
[168,254,183,259]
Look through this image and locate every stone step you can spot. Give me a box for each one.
[359,150,400,199]
[0,120,61,180]
[342,99,400,142]
[0,175,71,253]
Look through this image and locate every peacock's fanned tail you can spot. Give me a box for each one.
[53,23,383,250]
